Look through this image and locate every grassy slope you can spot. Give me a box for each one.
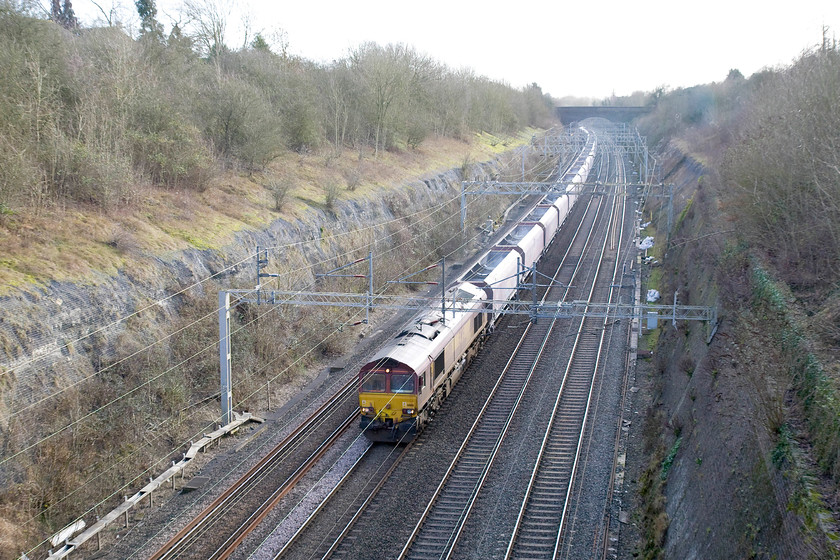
[0,132,534,295]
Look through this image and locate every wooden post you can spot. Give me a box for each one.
[149,478,154,507]
[171,462,176,489]
[267,380,271,410]
[124,497,129,528]
[96,515,101,551]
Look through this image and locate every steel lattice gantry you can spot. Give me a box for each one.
[225,289,716,324]
[459,181,675,231]
[217,283,716,424]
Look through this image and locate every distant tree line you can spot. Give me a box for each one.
[722,46,840,286]
[0,2,555,210]
[636,34,840,288]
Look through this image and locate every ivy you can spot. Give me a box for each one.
[661,436,682,481]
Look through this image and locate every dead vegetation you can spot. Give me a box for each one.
[0,132,532,556]
[632,39,840,558]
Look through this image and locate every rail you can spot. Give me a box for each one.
[398,163,612,559]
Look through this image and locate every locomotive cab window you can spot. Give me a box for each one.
[361,373,386,392]
[391,373,415,393]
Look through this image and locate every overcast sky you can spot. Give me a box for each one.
[76,0,840,100]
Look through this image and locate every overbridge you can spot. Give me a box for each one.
[556,106,651,124]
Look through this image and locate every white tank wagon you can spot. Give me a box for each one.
[358,128,598,442]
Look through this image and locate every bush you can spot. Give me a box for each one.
[199,78,283,170]
[283,97,322,153]
[45,136,136,207]
[324,181,340,211]
[267,176,294,211]
[128,112,213,190]
[0,137,39,208]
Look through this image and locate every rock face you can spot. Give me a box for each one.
[634,144,831,559]
[0,162,501,429]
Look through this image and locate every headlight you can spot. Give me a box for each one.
[402,408,415,416]
[361,406,375,415]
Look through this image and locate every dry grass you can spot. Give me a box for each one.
[0,127,543,556]
[0,132,534,297]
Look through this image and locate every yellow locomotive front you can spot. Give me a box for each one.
[359,360,419,443]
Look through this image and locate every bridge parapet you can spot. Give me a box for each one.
[556,106,651,124]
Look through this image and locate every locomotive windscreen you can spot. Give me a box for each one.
[391,373,415,393]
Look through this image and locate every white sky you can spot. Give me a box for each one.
[75,0,840,100]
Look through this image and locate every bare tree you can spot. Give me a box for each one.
[322,60,353,153]
[350,43,415,157]
[89,0,120,26]
[183,0,232,59]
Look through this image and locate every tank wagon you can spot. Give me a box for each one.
[359,129,597,442]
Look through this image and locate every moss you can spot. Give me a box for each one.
[661,436,683,480]
[0,258,42,294]
[674,196,694,231]
[772,424,794,468]
[642,329,660,352]
[639,440,670,560]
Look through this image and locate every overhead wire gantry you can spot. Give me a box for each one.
[217,126,710,425]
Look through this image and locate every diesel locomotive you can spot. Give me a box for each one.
[359,129,597,442]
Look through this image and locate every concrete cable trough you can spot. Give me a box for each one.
[43,412,259,560]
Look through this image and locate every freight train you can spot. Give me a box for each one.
[359,129,597,442]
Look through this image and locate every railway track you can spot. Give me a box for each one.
[149,378,360,560]
[397,150,622,559]
[131,134,583,560]
[138,128,639,560]
[506,150,629,559]
[267,442,410,559]
[555,145,637,560]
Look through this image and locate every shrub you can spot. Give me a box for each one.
[324,182,340,211]
[199,78,283,170]
[129,97,214,189]
[45,137,136,207]
[267,176,294,211]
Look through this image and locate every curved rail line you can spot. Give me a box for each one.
[149,378,359,560]
[148,133,588,560]
[397,151,618,560]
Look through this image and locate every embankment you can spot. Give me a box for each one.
[0,155,514,555]
[632,144,838,559]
